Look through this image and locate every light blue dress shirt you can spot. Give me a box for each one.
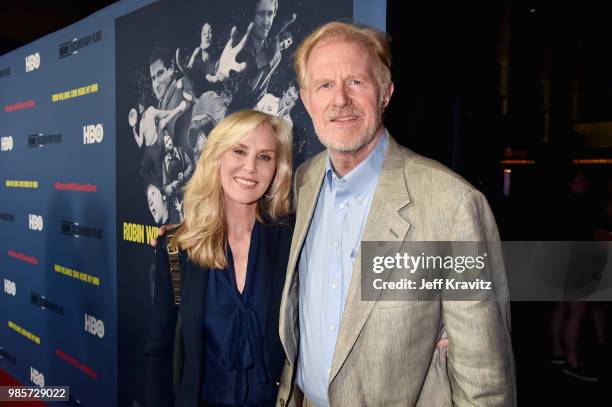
[296,132,388,407]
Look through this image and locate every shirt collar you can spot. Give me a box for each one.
[325,129,388,199]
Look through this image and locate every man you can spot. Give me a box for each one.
[149,42,193,153]
[256,84,298,128]
[228,0,282,111]
[161,132,193,200]
[276,22,515,406]
[146,183,181,225]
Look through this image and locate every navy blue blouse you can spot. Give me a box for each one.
[202,221,275,406]
[146,217,292,407]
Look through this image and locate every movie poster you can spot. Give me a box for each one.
[115,0,351,403]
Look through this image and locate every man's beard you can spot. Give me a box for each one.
[317,103,384,154]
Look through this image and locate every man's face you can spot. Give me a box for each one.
[164,134,174,152]
[300,39,393,154]
[149,58,173,101]
[147,185,166,224]
[201,23,213,50]
[282,86,298,106]
[253,0,276,40]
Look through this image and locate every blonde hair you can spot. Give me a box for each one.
[294,21,392,92]
[174,110,292,269]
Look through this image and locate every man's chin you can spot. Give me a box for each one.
[255,29,269,40]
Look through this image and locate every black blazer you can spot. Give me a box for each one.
[145,218,293,407]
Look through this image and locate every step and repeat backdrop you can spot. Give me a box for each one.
[0,0,377,405]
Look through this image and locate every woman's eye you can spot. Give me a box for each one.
[259,155,271,161]
[233,149,246,155]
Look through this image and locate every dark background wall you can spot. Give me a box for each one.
[387,1,612,404]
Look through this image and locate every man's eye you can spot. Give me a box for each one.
[318,82,332,90]
[349,79,363,86]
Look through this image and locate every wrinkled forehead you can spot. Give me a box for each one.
[305,39,376,79]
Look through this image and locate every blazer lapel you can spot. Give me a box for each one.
[330,135,412,382]
[279,152,327,364]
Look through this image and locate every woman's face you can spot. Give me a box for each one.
[219,123,278,208]
[200,23,213,50]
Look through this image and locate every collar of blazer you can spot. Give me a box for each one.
[280,131,414,374]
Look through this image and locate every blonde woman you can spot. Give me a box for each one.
[146,110,293,407]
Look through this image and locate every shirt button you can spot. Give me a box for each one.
[331,283,338,290]
[330,325,336,331]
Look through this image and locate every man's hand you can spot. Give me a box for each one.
[174,198,183,213]
[150,224,169,247]
[206,23,254,83]
[187,47,200,70]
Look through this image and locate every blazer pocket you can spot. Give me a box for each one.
[374,300,424,309]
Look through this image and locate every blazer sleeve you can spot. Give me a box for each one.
[442,189,516,406]
[291,162,302,211]
[145,235,178,407]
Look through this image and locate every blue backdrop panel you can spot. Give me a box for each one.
[0,2,153,406]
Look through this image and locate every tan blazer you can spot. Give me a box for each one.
[277,134,515,407]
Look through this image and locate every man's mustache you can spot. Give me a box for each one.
[325,107,362,121]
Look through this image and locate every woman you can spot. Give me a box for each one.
[146,110,293,407]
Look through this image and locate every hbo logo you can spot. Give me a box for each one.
[3,279,16,296]
[1,136,13,152]
[28,214,43,231]
[25,52,40,72]
[84,313,105,338]
[30,367,45,387]
[83,124,103,144]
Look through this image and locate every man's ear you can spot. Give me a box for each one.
[381,81,394,109]
[300,88,311,116]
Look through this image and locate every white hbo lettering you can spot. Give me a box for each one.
[3,279,16,296]
[83,124,104,144]
[25,52,40,72]
[84,313,105,338]
[30,367,45,387]
[1,136,13,151]
[28,214,43,231]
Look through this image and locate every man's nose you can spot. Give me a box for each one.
[332,83,350,107]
